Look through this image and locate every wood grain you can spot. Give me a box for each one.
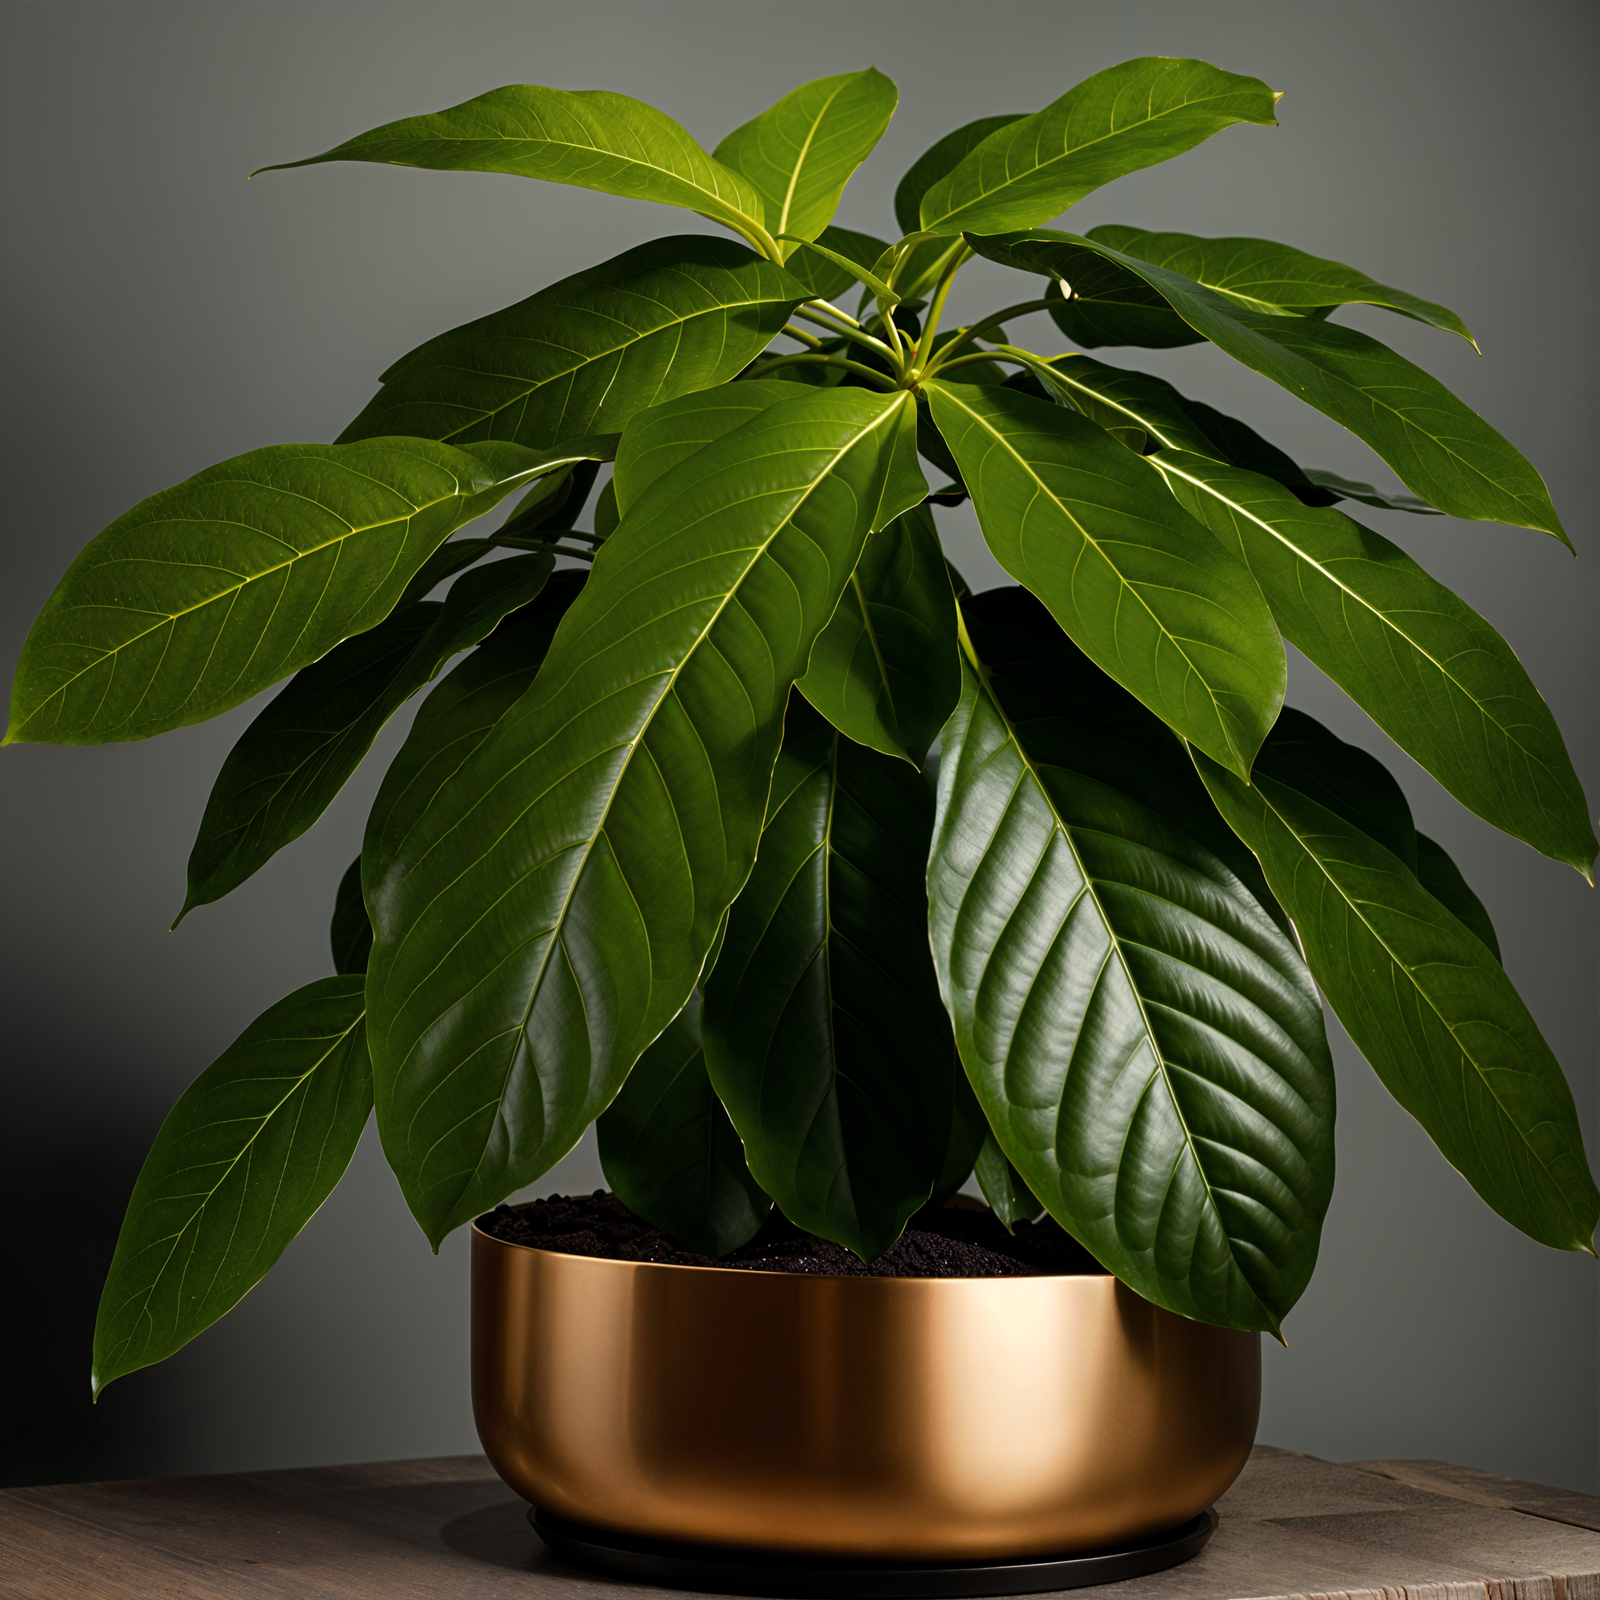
[1,1446,1595,1599]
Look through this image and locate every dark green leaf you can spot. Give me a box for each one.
[592,478,620,539]
[1194,734,1598,1255]
[970,231,1568,542]
[363,571,586,907]
[92,978,370,1395]
[795,503,960,764]
[259,85,771,249]
[1088,226,1475,344]
[894,114,1026,235]
[929,1070,989,1209]
[1044,260,1201,349]
[973,1133,1046,1231]
[365,389,924,1245]
[338,238,808,451]
[925,379,1285,777]
[596,993,770,1258]
[714,68,897,252]
[6,438,547,747]
[177,554,555,917]
[330,856,372,976]
[704,703,956,1260]
[959,586,1295,941]
[1414,833,1501,963]
[1149,450,1598,876]
[919,58,1277,235]
[928,613,1336,1333]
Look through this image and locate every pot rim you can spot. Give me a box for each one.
[469,1215,1114,1285]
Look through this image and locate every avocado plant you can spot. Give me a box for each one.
[11,58,1594,1397]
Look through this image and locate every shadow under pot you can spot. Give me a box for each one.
[471,1220,1260,1596]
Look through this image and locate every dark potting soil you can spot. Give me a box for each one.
[477,1191,1107,1279]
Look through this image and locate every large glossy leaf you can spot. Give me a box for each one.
[928,602,1336,1333]
[365,389,924,1245]
[795,503,960,765]
[92,978,370,1396]
[714,69,897,255]
[6,438,547,746]
[612,380,795,514]
[178,555,555,918]
[703,701,956,1260]
[596,993,770,1257]
[1087,226,1474,343]
[363,572,586,905]
[894,114,1025,235]
[1148,450,1598,876]
[1194,730,1598,1254]
[339,237,807,450]
[918,58,1277,236]
[969,232,1568,542]
[924,379,1285,777]
[260,85,772,249]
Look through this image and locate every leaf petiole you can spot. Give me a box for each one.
[930,297,1062,367]
[745,353,898,390]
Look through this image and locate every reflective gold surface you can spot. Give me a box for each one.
[471,1223,1259,1559]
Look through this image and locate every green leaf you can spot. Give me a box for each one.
[969,231,1568,542]
[330,856,372,976]
[1087,226,1476,344]
[366,388,925,1245]
[6,438,548,747]
[363,572,586,908]
[1414,832,1501,963]
[596,993,770,1258]
[1194,732,1599,1255]
[592,479,620,540]
[1149,450,1598,876]
[795,503,960,765]
[785,225,893,301]
[714,68,897,254]
[930,1070,990,1208]
[258,84,772,249]
[919,58,1277,235]
[703,702,956,1260]
[973,1133,1044,1231]
[613,380,796,515]
[338,238,808,450]
[91,977,370,1396]
[1042,260,1201,350]
[925,379,1285,777]
[928,607,1336,1333]
[177,554,555,918]
[1009,350,1216,452]
[894,114,1026,235]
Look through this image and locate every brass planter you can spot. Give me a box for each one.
[471,1221,1259,1561]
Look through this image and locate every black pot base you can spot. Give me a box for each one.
[528,1505,1217,1597]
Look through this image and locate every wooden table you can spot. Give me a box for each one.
[3,1446,1596,1600]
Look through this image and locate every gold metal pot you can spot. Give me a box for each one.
[471,1222,1259,1560]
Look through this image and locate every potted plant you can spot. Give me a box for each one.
[10,53,1594,1589]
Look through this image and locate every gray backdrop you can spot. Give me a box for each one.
[3,1,1595,1493]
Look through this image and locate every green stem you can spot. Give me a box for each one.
[745,353,898,390]
[924,350,1028,379]
[492,533,599,561]
[793,307,899,362]
[911,250,970,372]
[928,297,1061,368]
[805,297,862,329]
[782,324,826,350]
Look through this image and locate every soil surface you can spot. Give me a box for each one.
[477,1191,1107,1278]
